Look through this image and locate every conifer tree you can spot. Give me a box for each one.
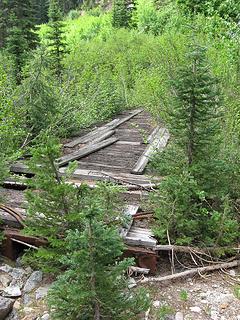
[48,207,149,320]
[169,44,221,188]
[33,0,49,24]
[112,0,135,28]
[4,0,39,82]
[152,43,239,246]
[46,0,67,79]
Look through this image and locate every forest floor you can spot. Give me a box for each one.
[2,264,239,320]
[144,267,240,320]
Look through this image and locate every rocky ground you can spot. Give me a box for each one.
[0,259,50,320]
[1,257,239,320]
[143,267,240,320]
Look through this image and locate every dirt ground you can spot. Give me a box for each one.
[143,267,240,320]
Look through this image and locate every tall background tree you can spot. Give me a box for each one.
[152,43,239,247]
[46,0,67,79]
[3,0,39,82]
[112,0,136,28]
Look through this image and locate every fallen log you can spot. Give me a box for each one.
[140,260,240,284]
[154,244,240,255]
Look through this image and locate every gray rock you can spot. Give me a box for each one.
[210,310,219,320]
[5,309,19,320]
[9,268,25,280]
[0,265,13,274]
[128,278,137,289]
[190,306,201,313]
[3,286,21,298]
[41,314,50,320]
[23,271,43,293]
[152,300,160,308]
[0,272,12,288]
[35,286,50,300]
[229,269,236,277]
[23,294,32,306]
[9,278,24,290]
[175,312,184,320]
[0,297,14,320]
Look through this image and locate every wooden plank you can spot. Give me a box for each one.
[119,205,139,238]
[77,161,125,171]
[89,130,115,144]
[128,266,150,275]
[0,210,21,228]
[64,127,109,148]
[116,141,142,146]
[124,235,157,248]
[131,128,170,175]
[130,226,154,236]
[64,109,142,148]
[59,168,157,182]
[64,171,156,186]
[57,137,119,167]
[147,126,160,143]
[10,162,31,174]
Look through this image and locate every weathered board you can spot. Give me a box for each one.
[64,109,143,148]
[57,137,119,166]
[131,128,170,174]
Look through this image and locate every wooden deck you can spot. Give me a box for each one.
[1,109,169,272]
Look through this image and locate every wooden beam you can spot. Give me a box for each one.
[57,137,119,167]
[147,126,160,143]
[10,162,31,174]
[89,130,115,144]
[131,128,170,175]
[124,234,157,248]
[119,205,139,238]
[128,266,150,275]
[64,109,143,148]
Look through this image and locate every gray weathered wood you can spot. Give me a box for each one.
[119,205,139,238]
[128,266,150,275]
[64,127,110,148]
[57,137,119,166]
[10,162,31,174]
[59,168,159,186]
[0,210,21,228]
[131,128,170,175]
[64,109,142,148]
[123,224,157,248]
[116,141,142,146]
[89,130,115,144]
[147,126,160,143]
[124,234,157,248]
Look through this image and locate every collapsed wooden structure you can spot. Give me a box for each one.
[1,109,170,274]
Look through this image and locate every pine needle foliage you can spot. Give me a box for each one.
[46,0,67,79]
[48,214,149,320]
[24,137,127,273]
[23,136,149,318]
[112,0,135,28]
[170,44,221,167]
[152,43,239,247]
